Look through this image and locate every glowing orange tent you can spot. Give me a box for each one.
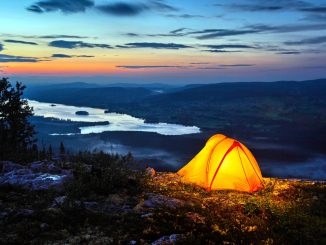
[177,134,264,192]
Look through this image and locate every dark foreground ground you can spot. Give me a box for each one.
[0,155,325,244]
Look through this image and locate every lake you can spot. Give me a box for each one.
[28,100,200,136]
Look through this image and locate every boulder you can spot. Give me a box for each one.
[30,161,62,174]
[40,223,50,231]
[136,193,185,210]
[1,161,25,173]
[15,209,34,218]
[151,234,186,245]
[0,162,72,190]
[106,194,125,206]
[185,212,205,224]
[53,196,68,206]
[146,167,156,177]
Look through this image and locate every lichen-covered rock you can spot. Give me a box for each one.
[146,167,156,177]
[30,161,62,174]
[106,194,125,206]
[185,212,205,224]
[0,161,72,190]
[52,196,68,206]
[151,234,186,245]
[15,209,34,218]
[135,193,185,210]
[1,161,25,173]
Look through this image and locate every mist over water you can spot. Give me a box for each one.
[28,100,200,136]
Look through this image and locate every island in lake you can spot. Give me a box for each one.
[75,110,89,116]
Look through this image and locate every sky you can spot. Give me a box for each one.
[1,0,326,84]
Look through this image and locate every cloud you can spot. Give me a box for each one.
[51,53,95,58]
[116,65,189,69]
[264,47,303,53]
[215,3,283,12]
[204,49,242,53]
[276,51,301,54]
[219,64,255,67]
[296,65,326,69]
[124,23,326,40]
[303,13,326,22]
[4,40,38,45]
[149,0,178,12]
[299,7,326,13]
[27,0,94,13]
[284,36,326,45]
[215,1,316,13]
[124,33,140,37]
[119,42,192,49]
[97,0,177,16]
[39,35,89,39]
[49,40,112,49]
[170,28,188,34]
[190,62,210,65]
[0,43,3,51]
[77,55,95,58]
[122,28,191,38]
[51,54,72,58]
[165,14,204,18]
[202,44,259,53]
[1,34,91,39]
[203,44,257,49]
[191,23,326,39]
[194,29,259,39]
[248,23,326,33]
[0,54,40,63]
[197,67,225,70]
[97,2,148,16]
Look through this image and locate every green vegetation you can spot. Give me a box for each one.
[64,151,146,198]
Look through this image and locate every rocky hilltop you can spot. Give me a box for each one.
[0,159,325,244]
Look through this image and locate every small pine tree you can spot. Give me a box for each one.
[48,145,53,159]
[60,141,65,155]
[40,146,46,160]
[31,143,39,160]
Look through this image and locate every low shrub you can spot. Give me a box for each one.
[64,151,147,199]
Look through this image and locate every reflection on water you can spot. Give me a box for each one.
[28,100,200,136]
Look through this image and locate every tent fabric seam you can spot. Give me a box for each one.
[237,146,251,191]
[238,144,264,187]
[206,136,228,186]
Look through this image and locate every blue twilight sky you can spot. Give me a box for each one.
[1,0,326,84]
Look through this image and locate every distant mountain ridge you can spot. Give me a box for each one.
[25,87,156,108]
[143,79,326,103]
